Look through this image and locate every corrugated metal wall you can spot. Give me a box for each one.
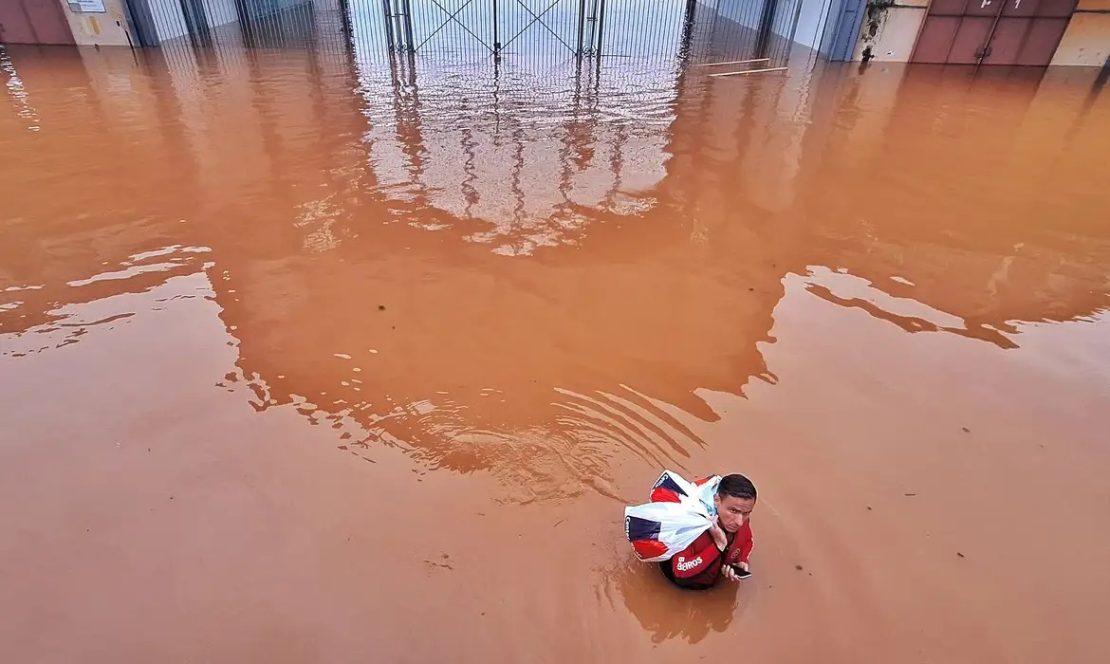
[0,0,76,45]
[913,0,1078,66]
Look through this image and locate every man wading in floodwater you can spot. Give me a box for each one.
[660,474,757,590]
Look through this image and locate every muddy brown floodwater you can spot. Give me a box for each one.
[2,40,1110,663]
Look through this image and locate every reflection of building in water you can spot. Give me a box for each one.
[137,2,747,256]
[189,46,784,499]
[776,63,1110,344]
[3,43,1109,500]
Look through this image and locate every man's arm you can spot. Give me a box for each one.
[737,523,754,568]
[670,525,726,579]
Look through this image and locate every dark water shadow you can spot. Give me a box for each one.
[608,559,742,644]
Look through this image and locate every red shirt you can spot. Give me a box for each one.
[661,521,753,589]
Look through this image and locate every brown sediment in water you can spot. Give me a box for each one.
[2,43,1110,663]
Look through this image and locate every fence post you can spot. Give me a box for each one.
[493,0,501,57]
[679,0,697,57]
[401,0,416,54]
[594,0,606,58]
[338,0,352,44]
[393,0,407,50]
[585,0,599,55]
[122,0,160,47]
[576,0,586,58]
[755,0,778,58]
[177,0,211,45]
[382,0,396,51]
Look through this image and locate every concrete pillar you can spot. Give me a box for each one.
[1051,0,1110,66]
[57,0,135,46]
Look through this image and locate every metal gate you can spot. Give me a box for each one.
[376,0,691,59]
[127,0,804,68]
[912,0,1076,65]
[377,0,580,57]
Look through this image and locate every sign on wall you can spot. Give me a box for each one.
[68,0,107,12]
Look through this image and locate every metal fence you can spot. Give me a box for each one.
[131,0,348,51]
[375,0,694,61]
[130,0,804,69]
[692,0,804,65]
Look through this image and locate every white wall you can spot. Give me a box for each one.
[1051,3,1110,67]
[57,0,133,46]
[852,2,926,62]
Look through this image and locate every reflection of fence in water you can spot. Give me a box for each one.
[351,54,685,255]
[147,26,689,256]
[141,0,804,254]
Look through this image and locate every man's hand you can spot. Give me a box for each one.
[708,519,728,551]
[722,563,749,582]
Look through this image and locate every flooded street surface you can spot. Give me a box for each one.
[2,41,1110,662]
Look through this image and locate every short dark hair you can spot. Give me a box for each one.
[717,474,757,500]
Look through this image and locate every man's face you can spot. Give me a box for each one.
[715,494,756,533]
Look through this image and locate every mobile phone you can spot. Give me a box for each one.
[731,565,752,580]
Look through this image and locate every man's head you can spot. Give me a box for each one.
[714,474,757,533]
